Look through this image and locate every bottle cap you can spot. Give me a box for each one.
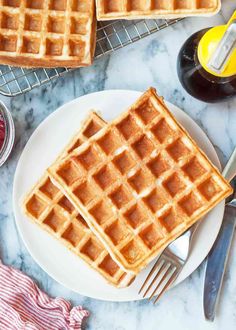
[198,11,236,78]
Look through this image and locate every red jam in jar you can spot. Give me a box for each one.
[0,112,5,151]
[0,102,14,167]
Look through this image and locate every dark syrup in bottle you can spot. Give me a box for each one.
[177,29,236,103]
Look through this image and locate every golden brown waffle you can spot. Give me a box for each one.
[22,112,134,288]
[0,0,96,68]
[48,88,232,275]
[96,0,221,20]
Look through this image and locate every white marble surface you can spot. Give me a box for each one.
[0,1,236,329]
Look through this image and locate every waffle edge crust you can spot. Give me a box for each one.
[22,111,135,288]
[0,0,96,68]
[96,0,221,20]
[48,87,232,275]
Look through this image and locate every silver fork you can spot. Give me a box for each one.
[139,224,198,303]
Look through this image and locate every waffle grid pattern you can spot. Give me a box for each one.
[96,0,220,20]
[23,112,134,288]
[0,0,95,67]
[49,88,232,274]
[0,18,182,96]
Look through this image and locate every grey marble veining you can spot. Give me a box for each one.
[0,1,236,329]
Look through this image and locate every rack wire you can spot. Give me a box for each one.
[0,18,182,97]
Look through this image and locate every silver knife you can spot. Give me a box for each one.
[204,147,236,321]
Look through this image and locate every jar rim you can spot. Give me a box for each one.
[0,101,15,167]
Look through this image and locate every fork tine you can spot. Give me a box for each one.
[138,257,163,294]
[142,261,167,298]
[148,263,172,300]
[153,268,179,304]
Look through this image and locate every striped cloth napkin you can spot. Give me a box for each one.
[0,261,89,329]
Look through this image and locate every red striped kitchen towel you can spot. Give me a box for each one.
[0,261,89,329]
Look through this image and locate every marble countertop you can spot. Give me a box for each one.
[0,1,236,329]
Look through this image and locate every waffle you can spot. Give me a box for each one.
[22,112,134,288]
[0,0,96,68]
[96,0,221,20]
[48,88,232,275]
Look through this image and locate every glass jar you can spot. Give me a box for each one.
[0,101,15,167]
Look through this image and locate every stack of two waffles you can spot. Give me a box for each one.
[23,88,232,287]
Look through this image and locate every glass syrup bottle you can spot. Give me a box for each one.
[177,11,236,103]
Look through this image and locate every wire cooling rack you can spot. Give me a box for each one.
[0,18,182,97]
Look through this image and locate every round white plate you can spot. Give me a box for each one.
[13,90,224,302]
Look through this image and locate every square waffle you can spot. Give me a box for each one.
[96,0,221,20]
[22,111,134,288]
[0,0,96,68]
[48,88,232,275]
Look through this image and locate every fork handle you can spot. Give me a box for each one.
[191,222,199,234]
[222,147,236,182]
[186,222,199,240]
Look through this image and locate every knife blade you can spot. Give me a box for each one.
[203,147,236,321]
[203,206,236,321]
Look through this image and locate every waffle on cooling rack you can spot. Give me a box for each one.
[96,0,221,20]
[23,112,134,288]
[0,0,96,68]
[48,88,232,275]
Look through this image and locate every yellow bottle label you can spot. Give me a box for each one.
[198,11,236,78]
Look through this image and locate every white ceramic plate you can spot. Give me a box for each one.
[13,90,225,302]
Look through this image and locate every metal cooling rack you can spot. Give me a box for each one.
[0,18,182,97]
